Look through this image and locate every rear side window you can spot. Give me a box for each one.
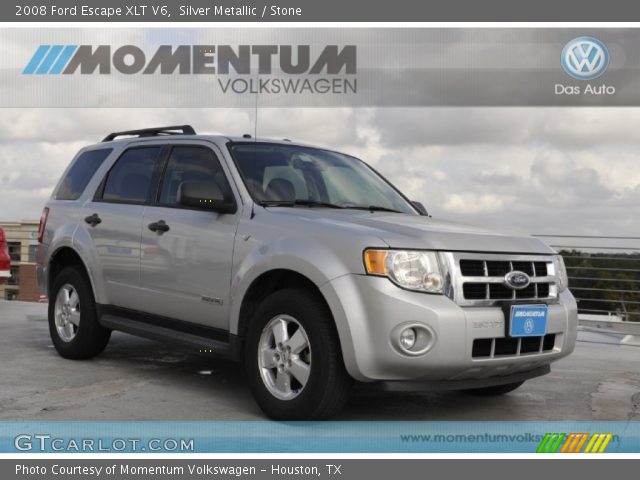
[101,147,162,204]
[159,146,232,206]
[55,149,112,200]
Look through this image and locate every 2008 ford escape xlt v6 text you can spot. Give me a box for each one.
[37,125,577,419]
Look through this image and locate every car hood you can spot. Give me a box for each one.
[267,208,555,254]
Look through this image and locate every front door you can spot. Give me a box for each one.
[138,144,239,330]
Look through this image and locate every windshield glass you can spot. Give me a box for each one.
[229,143,417,214]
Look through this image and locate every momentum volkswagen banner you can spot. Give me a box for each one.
[3,28,640,107]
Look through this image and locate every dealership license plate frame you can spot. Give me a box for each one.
[504,303,549,338]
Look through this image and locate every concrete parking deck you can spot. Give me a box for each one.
[1,301,639,420]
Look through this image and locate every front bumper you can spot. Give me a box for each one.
[320,274,578,383]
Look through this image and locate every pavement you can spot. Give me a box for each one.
[1,301,639,420]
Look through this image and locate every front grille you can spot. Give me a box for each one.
[460,260,548,278]
[457,257,554,304]
[472,334,556,358]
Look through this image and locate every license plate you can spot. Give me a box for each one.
[509,305,548,337]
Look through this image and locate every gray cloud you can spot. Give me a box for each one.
[370,108,640,148]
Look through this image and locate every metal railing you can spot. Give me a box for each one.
[534,234,640,322]
[578,316,640,336]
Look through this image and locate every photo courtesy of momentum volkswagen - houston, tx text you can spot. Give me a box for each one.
[0,5,639,465]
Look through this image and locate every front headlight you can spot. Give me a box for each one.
[364,249,444,293]
[553,255,569,292]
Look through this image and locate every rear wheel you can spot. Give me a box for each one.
[245,288,352,420]
[464,381,525,396]
[48,266,111,359]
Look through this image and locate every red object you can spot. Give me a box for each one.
[0,228,10,285]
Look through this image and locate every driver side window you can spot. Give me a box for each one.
[159,146,232,207]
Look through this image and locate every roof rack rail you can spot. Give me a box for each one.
[102,125,196,142]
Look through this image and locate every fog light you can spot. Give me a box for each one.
[400,328,417,350]
[391,323,436,356]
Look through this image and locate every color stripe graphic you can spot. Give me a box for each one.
[537,433,614,453]
[23,45,78,75]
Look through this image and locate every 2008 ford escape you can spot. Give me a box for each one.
[37,125,577,419]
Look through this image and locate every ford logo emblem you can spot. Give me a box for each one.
[504,271,531,290]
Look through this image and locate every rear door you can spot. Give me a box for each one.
[138,143,240,329]
[83,146,164,309]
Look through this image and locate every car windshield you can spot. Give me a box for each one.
[229,143,417,214]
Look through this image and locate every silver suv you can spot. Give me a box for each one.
[37,125,577,419]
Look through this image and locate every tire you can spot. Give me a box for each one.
[464,381,525,396]
[48,266,111,359]
[245,288,353,420]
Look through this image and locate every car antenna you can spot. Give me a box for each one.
[250,86,258,219]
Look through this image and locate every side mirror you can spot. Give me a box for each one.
[178,182,236,214]
[411,201,429,216]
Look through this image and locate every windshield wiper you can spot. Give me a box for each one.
[260,200,345,209]
[348,205,403,213]
[260,200,402,213]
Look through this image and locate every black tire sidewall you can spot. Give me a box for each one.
[48,266,109,359]
[245,288,348,419]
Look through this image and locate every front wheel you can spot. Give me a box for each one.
[464,381,525,396]
[245,288,352,420]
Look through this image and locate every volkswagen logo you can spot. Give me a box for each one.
[504,271,531,290]
[524,318,535,335]
[561,37,609,80]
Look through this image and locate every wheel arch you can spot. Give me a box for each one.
[48,246,96,300]
[235,269,331,340]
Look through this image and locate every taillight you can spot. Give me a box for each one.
[38,207,49,244]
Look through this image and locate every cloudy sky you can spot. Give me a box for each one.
[0,106,638,238]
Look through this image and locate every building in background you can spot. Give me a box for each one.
[0,221,40,302]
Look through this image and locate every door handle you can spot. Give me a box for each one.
[148,220,170,234]
[84,213,102,227]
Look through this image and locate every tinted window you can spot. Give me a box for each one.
[55,149,112,200]
[159,146,231,206]
[102,147,162,204]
